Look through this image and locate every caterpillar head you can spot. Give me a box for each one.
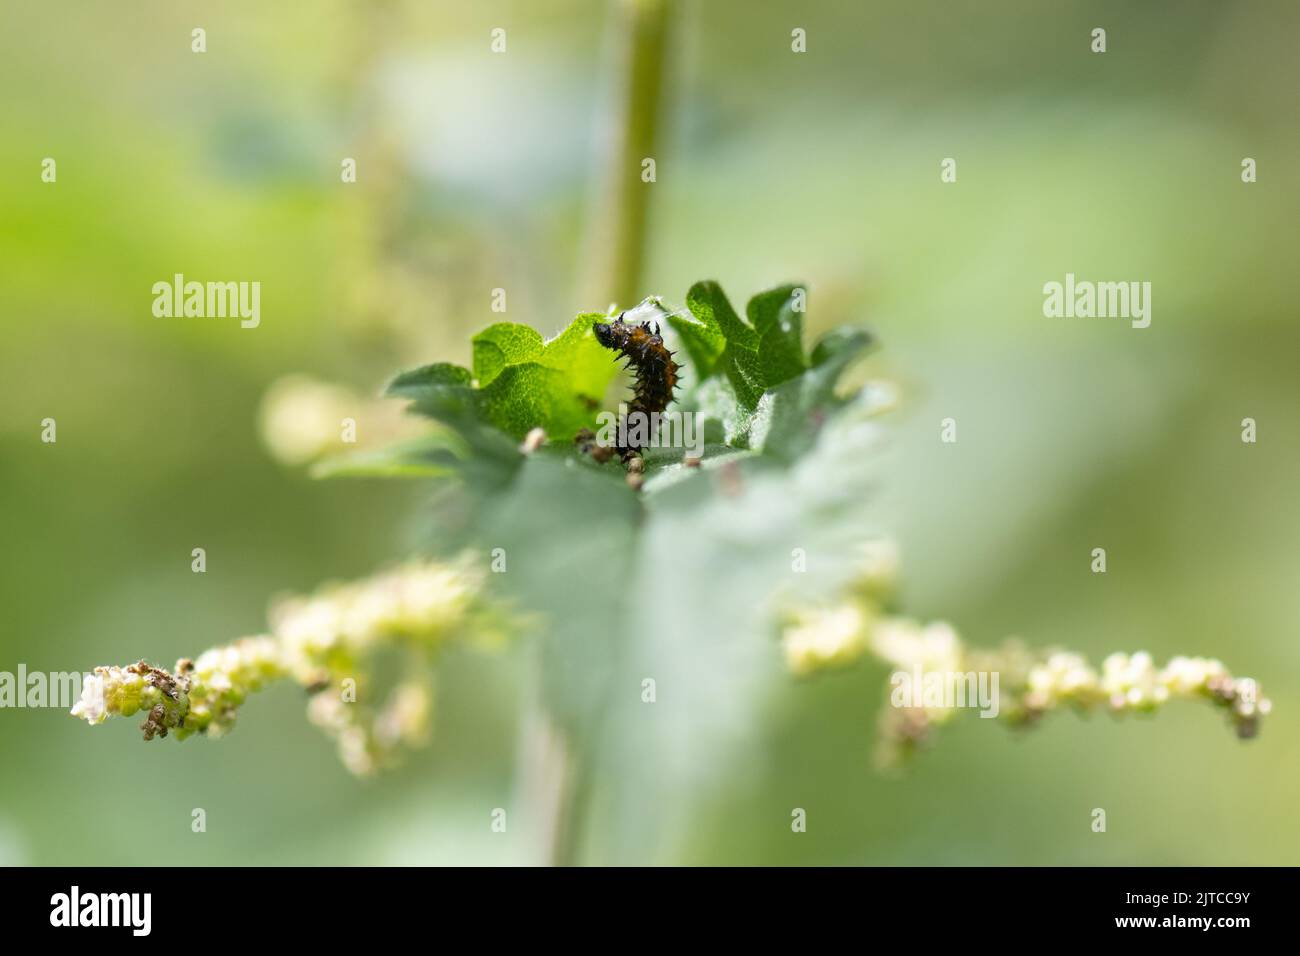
[593,315,627,349]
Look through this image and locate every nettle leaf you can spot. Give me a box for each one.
[381,282,873,491]
[537,312,621,399]
[689,375,753,448]
[310,435,465,479]
[472,324,544,386]
[752,326,874,462]
[596,389,893,862]
[670,282,814,440]
[667,282,727,378]
[476,364,594,443]
[387,362,473,398]
[385,362,519,474]
[389,314,621,442]
[675,282,761,409]
[471,451,641,734]
[746,283,808,388]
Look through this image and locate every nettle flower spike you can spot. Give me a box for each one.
[71,641,292,741]
[182,637,285,738]
[779,546,1271,766]
[72,557,511,774]
[72,660,193,739]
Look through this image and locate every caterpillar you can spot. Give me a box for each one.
[588,313,682,462]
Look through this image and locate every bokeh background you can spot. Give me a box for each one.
[2,0,1297,865]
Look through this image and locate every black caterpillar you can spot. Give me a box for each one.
[586,313,682,462]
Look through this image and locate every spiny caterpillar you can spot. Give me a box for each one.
[584,313,682,464]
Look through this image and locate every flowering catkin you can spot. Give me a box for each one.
[778,543,1271,766]
[71,557,508,774]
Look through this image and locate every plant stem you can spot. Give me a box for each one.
[581,0,675,308]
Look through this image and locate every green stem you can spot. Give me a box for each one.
[581,0,674,308]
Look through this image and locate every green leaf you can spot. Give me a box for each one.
[680,281,765,417]
[394,314,620,442]
[668,283,727,378]
[478,363,600,441]
[380,282,870,482]
[533,312,620,400]
[589,380,891,863]
[689,280,759,349]
[471,452,642,735]
[470,314,616,403]
[385,362,473,400]
[746,283,808,388]
[720,346,766,413]
[309,435,465,479]
[471,323,544,387]
[754,325,874,461]
[386,362,519,468]
[673,281,810,424]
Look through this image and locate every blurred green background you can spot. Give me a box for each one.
[2,0,1297,865]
